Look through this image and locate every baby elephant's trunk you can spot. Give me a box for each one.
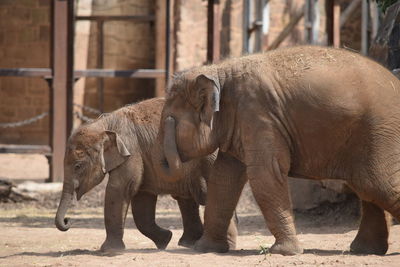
[55,189,74,231]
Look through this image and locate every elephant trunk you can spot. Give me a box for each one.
[156,116,184,183]
[55,182,74,231]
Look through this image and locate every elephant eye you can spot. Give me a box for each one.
[74,162,83,171]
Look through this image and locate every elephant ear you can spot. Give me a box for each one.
[194,74,220,128]
[100,130,131,173]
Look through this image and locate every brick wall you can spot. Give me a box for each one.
[0,0,51,145]
[173,0,244,72]
[0,0,156,144]
[82,0,156,114]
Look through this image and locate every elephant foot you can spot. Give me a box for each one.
[178,229,203,248]
[178,236,198,248]
[193,235,230,253]
[269,237,303,256]
[350,236,388,255]
[100,238,125,253]
[153,229,173,250]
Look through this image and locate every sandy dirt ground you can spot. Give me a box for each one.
[1,154,400,267]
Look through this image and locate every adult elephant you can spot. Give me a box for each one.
[158,46,400,255]
[55,98,237,252]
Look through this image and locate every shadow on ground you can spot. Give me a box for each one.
[3,246,399,260]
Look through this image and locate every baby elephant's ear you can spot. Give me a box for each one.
[101,131,131,173]
[195,74,220,128]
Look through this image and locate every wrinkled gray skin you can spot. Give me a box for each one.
[55,98,237,252]
[158,46,400,255]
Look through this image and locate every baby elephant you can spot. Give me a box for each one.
[54,98,236,252]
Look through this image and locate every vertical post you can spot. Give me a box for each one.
[326,0,340,47]
[305,0,315,44]
[155,0,167,96]
[254,0,264,52]
[243,0,250,53]
[333,0,341,47]
[97,20,104,112]
[262,1,270,50]
[361,0,369,55]
[207,0,221,63]
[165,0,171,86]
[326,0,334,45]
[50,0,74,182]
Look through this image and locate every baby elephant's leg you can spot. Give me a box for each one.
[101,182,130,252]
[175,197,203,248]
[131,191,172,249]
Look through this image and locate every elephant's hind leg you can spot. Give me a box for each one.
[131,191,172,250]
[174,197,203,248]
[348,169,400,255]
[350,200,391,255]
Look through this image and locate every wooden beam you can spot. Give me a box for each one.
[207,0,221,63]
[50,0,74,182]
[326,0,341,47]
[333,0,341,47]
[155,0,166,97]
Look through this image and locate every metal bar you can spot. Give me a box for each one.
[0,68,166,78]
[243,0,250,53]
[50,0,74,182]
[361,0,369,55]
[76,15,155,22]
[0,68,52,77]
[0,144,51,155]
[75,69,166,78]
[305,0,316,44]
[254,0,264,52]
[97,20,104,112]
[207,0,221,63]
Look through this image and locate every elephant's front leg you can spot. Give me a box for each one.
[101,182,130,252]
[175,197,203,248]
[132,191,172,249]
[247,154,302,255]
[194,152,246,253]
